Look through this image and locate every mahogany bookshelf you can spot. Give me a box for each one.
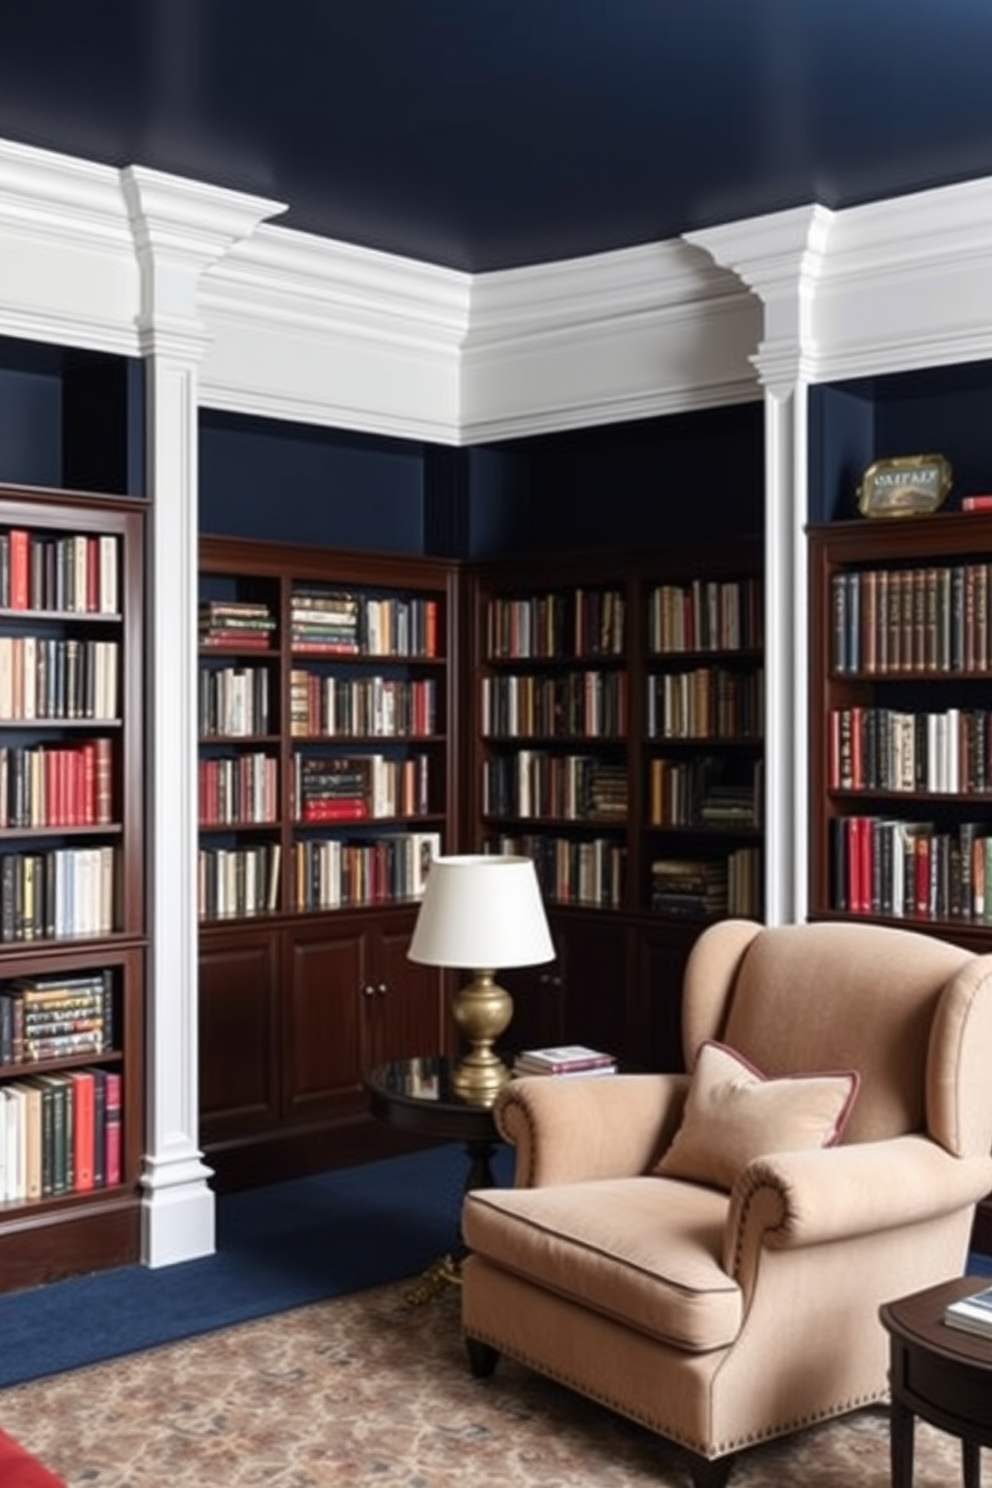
[0,484,146,1289]
[197,534,461,1188]
[467,540,764,1067]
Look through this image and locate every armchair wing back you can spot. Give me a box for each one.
[461,919,992,1488]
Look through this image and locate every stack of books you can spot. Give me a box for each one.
[199,599,277,649]
[943,1282,992,1339]
[290,590,360,654]
[513,1044,617,1078]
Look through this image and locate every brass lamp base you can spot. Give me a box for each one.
[450,968,513,1102]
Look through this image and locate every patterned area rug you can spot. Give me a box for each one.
[0,1278,979,1488]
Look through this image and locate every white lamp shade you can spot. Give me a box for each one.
[407,854,554,970]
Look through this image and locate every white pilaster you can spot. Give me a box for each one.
[685,207,834,927]
[121,166,286,1267]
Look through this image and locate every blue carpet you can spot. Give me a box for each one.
[0,1139,987,1391]
[0,1142,513,1389]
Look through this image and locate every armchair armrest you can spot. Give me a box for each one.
[494,1071,689,1187]
[724,1134,992,1282]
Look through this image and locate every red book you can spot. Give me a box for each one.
[915,832,932,917]
[8,528,29,609]
[301,798,369,821]
[104,1071,122,1186]
[69,1069,96,1191]
[94,738,113,824]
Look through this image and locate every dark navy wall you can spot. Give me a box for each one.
[199,404,765,558]
[810,361,992,522]
[199,411,430,551]
[465,403,765,557]
[0,339,144,496]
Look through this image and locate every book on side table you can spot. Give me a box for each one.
[513,1044,618,1077]
[943,1281,992,1339]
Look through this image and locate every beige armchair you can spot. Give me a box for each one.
[461,919,992,1487]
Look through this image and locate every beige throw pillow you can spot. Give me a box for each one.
[655,1040,859,1191]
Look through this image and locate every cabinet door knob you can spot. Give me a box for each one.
[376,982,388,996]
[362,983,376,998]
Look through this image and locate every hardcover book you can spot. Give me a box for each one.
[944,1282,992,1339]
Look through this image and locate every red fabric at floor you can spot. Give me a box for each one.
[0,1426,67,1487]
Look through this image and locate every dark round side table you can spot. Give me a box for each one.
[365,1054,505,1300]
[879,1275,992,1488]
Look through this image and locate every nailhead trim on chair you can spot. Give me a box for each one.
[463,1326,888,1459]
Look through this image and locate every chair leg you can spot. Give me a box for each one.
[465,1336,500,1378]
[682,1449,735,1488]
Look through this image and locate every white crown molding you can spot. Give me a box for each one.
[122,166,286,352]
[200,229,760,443]
[688,179,992,387]
[0,138,140,353]
[200,222,469,442]
[459,240,761,440]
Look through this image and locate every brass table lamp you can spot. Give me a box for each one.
[407,854,554,1102]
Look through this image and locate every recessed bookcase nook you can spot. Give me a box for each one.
[808,358,992,1253]
[197,402,766,1186]
[0,483,145,1287]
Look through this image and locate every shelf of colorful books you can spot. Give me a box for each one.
[809,513,992,935]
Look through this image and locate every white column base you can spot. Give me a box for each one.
[140,1153,216,1268]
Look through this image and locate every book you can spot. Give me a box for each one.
[514,1044,617,1075]
[944,1282,992,1338]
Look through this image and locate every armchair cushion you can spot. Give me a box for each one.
[654,1040,859,1192]
[464,1175,742,1352]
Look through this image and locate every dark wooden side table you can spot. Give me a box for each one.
[365,1055,504,1300]
[879,1275,992,1488]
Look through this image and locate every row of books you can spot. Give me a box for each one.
[199,664,272,737]
[0,970,114,1066]
[0,529,118,616]
[487,834,626,909]
[647,578,762,655]
[290,589,440,658]
[485,589,626,660]
[480,671,629,740]
[0,636,119,721]
[199,599,277,650]
[290,831,440,912]
[646,667,764,741]
[198,843,281,920]
[513,1045,617,1078]
[831,563,992,675]
[830,706,992,795]
[293,752,431,821]
[830,816,992,922]
[0,847,116,942]
[199,753,278,827]
[0,739,113,829]
[648,756,763,829]
[0,1065,122,1202]
[650,849,762,920]
[289,671,438,739]
[483,752,629,822]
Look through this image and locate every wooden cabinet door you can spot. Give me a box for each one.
[554,914,634,1063]
[367,913,447,1069]
[284,919,369,1121]
[199,925,282,1145]
[498,959,565,1057]
[631,922,696,1072]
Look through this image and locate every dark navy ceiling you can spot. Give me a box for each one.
[2,1,992,274]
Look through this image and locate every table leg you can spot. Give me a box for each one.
[465,1137,497,1192]
[963,1437,981,1488]
[889,1399,914,1488]
[404,1137,500,1305]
